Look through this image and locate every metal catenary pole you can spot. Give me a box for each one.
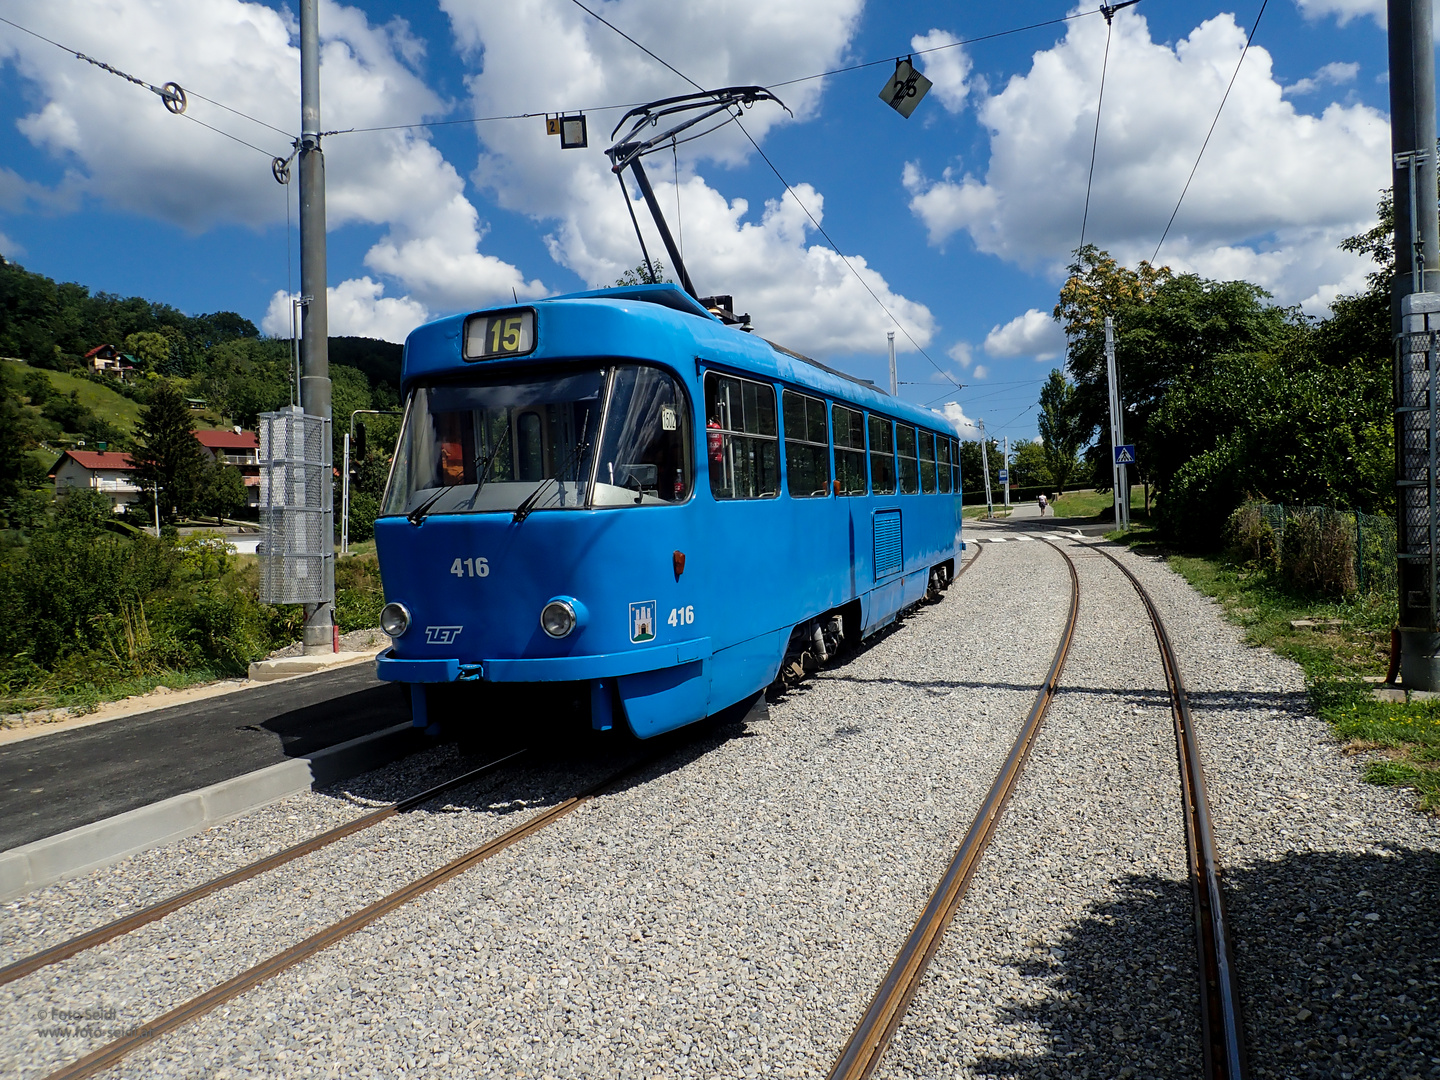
[1003,435,1011,511]
[887,332,897,396]
[1389,0,1440,687]
[979,420,994,518]
[1104,315,1126,530]
[298,0,334,654]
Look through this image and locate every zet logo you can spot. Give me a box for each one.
[425,625,463,645]
[628,601,656,644]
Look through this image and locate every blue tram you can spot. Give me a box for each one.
[373,283,963,737]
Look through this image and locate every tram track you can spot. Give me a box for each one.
[34,742,676,1080]
[828,536,1250,1080]
[0,749,527,989]
[829,537,1081,1080]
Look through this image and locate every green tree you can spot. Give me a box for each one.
[131,380,205,523]
[957,438,1003,498]
[123,331,171,370]
[1055,247,1289,495]
[1009,439,1051,488]
[21,370,51,405]
[1036,370,1088,494]
[197,461,247,523]
[614,259,670,286]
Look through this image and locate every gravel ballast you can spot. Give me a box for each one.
[3,531,1437,1079]
[879,540,1202,1078]
[1,539,1073,1078]
[1111,542,1440,1080]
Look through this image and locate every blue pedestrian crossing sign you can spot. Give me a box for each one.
[1114,444,1136,465]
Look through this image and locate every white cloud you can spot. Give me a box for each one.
[0,232,24,258]
[902,10,1389,312]
[1294,0,1384,27]
[913,30,972,113]
[940,402,981,439]
[262,278,429,343]
[440,0,933,357]
[0,0,541,327]
[983,308,1066,361]
[972,364,989,380]
[1284,60,1360,96]
[947,341,974,368]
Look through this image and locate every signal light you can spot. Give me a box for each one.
[546,113,588,149]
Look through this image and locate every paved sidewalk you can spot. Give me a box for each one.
[0,664,401,851]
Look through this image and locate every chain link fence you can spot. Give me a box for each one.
[1229,503,1396,599]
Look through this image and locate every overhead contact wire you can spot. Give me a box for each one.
[1079,16,1115,250]
[565,0,962,391]
[0,13,291,151]
[1152,0,1269,262]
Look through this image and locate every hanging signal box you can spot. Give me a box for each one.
[879,58,932,119]
[546,113,588,149]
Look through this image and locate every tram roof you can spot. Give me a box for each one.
[402,284,961,436]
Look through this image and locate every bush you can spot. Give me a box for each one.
[1226,503,1279,568]
[1279,509,1357,597]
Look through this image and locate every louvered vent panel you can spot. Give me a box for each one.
[873,510,903,581]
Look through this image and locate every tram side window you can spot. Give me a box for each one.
[783,390,831,497]
[705,372,779,499]
[833,404,867,495]
[594,365,694,505]
[937,435,952,494]
[919,431,937,494]
[868,415,895,495]
[896,424,919,494]
[951,438,961,493]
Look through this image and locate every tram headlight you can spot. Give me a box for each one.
[380,602,412,638]
[540,597,586,639]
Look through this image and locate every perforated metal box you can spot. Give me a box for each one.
[258,406,333,605]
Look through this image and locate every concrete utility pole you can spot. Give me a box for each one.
[1389,0,1440,686]
[1003,435,1011,511]
[1104,315,1129,530]
[299,0,334,654]
[979,421,994,518]
[887,332,897,396]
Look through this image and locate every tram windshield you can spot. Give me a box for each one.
[380,365,693,519]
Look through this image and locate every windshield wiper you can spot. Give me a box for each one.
[464,425,511,510]
[513,439,590,523]
[406,486,447,526]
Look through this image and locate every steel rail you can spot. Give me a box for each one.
[828,538,1079,1080]
[1093,544,1249,1080]
[42,752,657,1080]
[0,749,527,988]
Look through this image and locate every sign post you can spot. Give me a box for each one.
[1104,316,1130,531]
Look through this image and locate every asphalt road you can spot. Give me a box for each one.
[0,665,406,850]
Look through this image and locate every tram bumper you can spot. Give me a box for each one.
[376,637,713,738]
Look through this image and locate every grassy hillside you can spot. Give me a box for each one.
[31,368,143,434]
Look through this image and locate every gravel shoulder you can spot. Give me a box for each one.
[1,539,1073,1079]
[880,541,1201,1079]
[9,536,1432,1080]
[1110,542,1440,1080]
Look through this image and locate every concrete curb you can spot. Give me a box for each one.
[0,720,423,902]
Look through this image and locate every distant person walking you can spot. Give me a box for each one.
[1037,493,1048,517]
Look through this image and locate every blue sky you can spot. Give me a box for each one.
[0,0,1407,443]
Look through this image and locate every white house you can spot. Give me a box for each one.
[49,450,141,514]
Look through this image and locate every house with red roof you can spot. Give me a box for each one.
[84,344,136,380]
[194,428,261,507]
[48,450,141,514]
[48,428,263,514]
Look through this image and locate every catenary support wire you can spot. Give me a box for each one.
[1152,0,1269,262]
[571,0,963,389]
